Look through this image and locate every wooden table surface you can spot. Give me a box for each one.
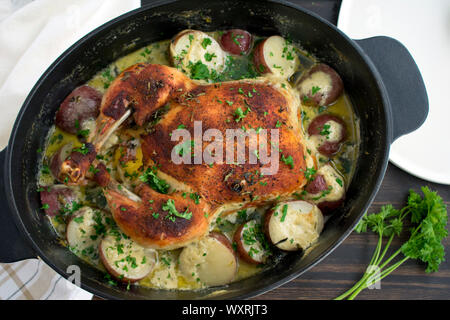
[256,163,450,300]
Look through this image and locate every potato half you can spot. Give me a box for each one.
[264,200,324,251]
[169,30,227,79]
[99,234,157,283]
[233,220,269,265]
[179,232,237,286]
[305,164,345,213]
[253,35,299,79]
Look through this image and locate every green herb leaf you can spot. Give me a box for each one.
[139,167,169,194]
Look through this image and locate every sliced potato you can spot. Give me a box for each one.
[308,114,347,157]
[298,63,344,106]
[305,164,345,213]
[233,220,269,264]
[179,232,237,286]
[66,206,108,260]
[253,35,299,79]
[264,200,324,251]
[169,30,227,79]
[99,234,157,283]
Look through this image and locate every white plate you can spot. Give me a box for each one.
[338,0,450,185]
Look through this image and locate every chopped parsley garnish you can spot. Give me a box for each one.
[280,204,288,222]
[303,167,317,181]
[320,124,331,136]
[231,33,244,47]
[139,167,169,194]
[286,51,295,61]
[281,154,294,169]
[234,107,250,122]
[73,144,90,155]
[161,257,171,266]
[77,129,90,137]
[236,209,247,223]
[204,52,217,62]
[312,185,333,201]
[187,61,214,81]
[201,37,212,49]
[311,86,321,95]
[41,164,50,175]
[101,68,115,89]
[189,192,201,204]
[73,216,84,223]
[162,199,192,221]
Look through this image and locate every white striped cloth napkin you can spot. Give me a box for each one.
[0,0,140,300]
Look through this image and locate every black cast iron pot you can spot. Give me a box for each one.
[0,0,428,299]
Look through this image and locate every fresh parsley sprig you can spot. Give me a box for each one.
[335,187,447,300]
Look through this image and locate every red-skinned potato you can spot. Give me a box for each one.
[99,234,157,283]
[220,29,252,55]
[55,85,101,135]
[308,114,347,157]
[39,185,78,216]
[264,200,324,251]
[169,29,227,76]
[305,164,345,214]
[305,174,327,194]
[179,232,237,286]
[66,207,107,260]
[233,220,269,264]
[298,63,343,106]
[317,198,344,213]
[253,35,299,79]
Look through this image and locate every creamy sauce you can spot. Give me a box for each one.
[38,31,359,291]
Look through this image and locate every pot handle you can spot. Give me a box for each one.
[0,148,37,262]
[355,36,428,142]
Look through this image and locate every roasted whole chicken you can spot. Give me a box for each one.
[59,62,310,249]
[40,29,354,287]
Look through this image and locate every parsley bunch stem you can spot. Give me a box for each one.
[336,234,402,300]
[335,187,447,300]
